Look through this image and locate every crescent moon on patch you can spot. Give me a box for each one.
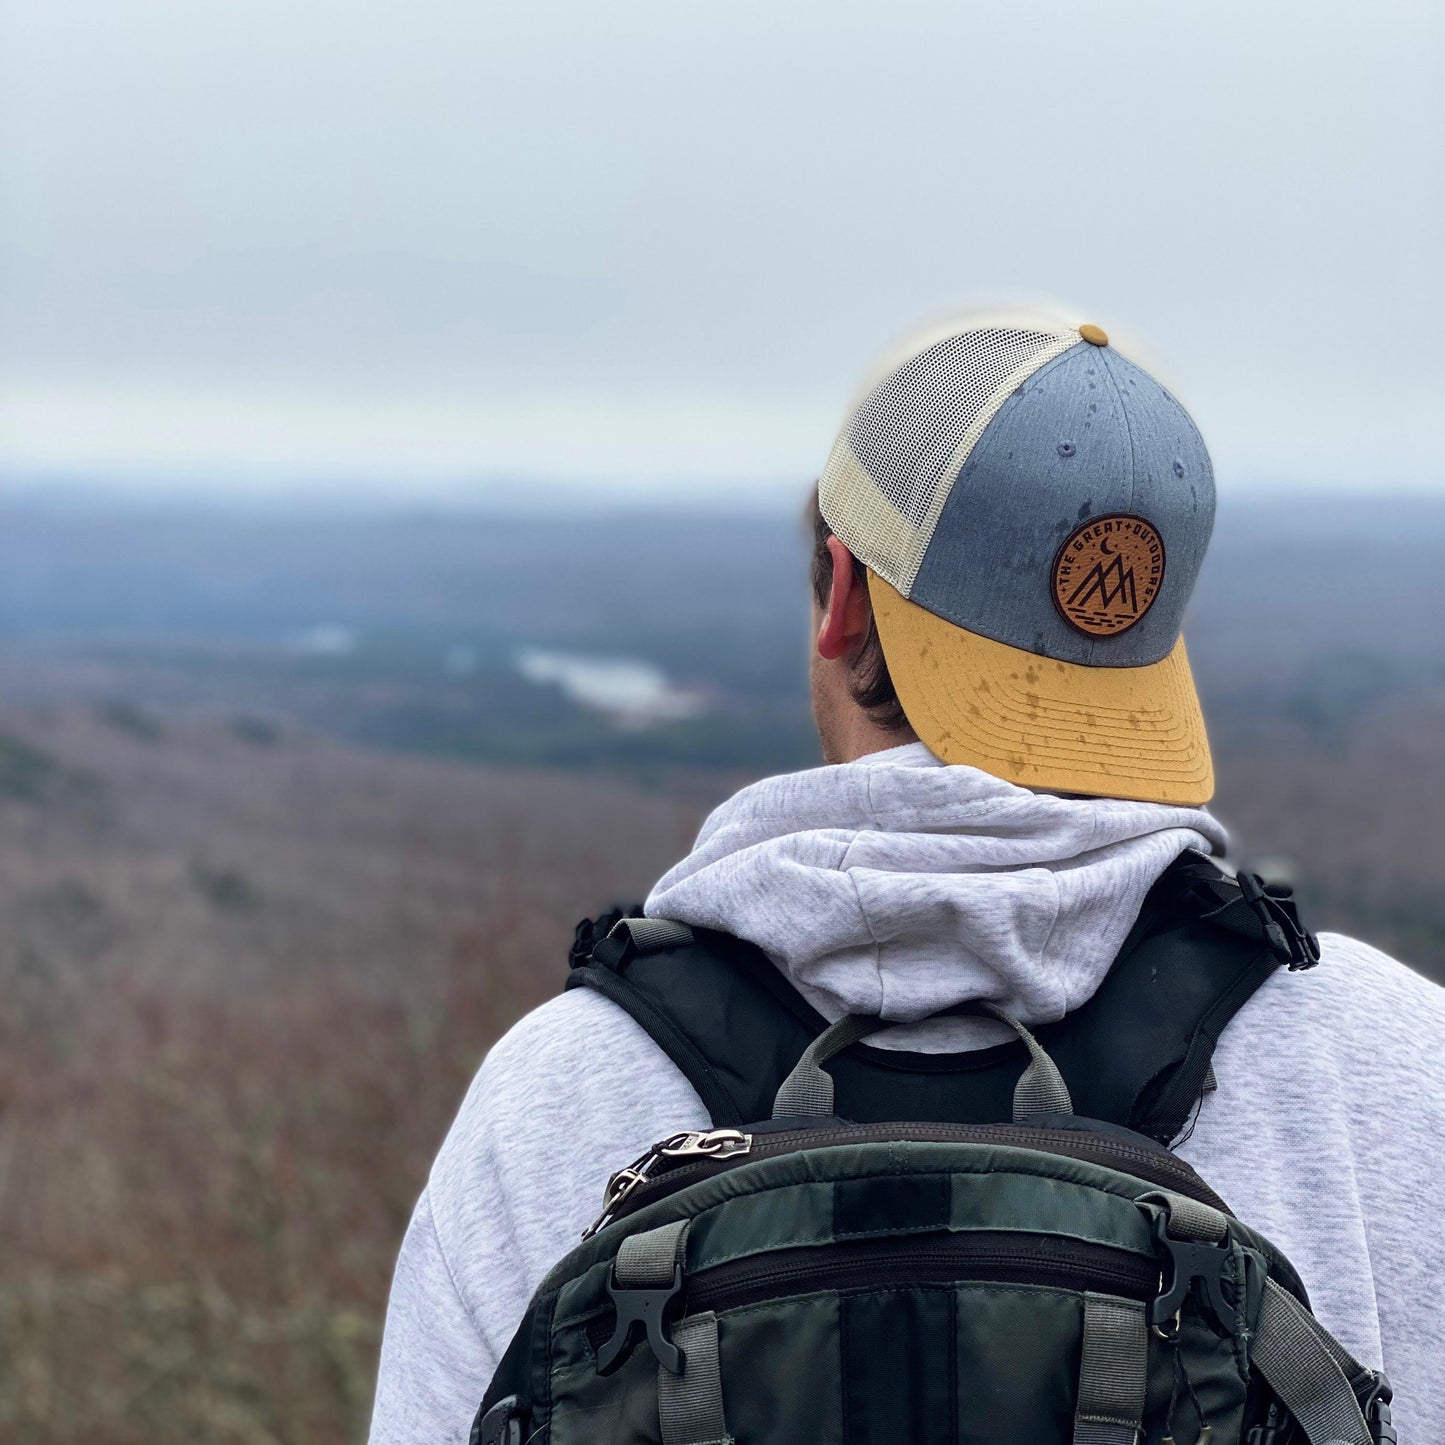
[1099,537,1114,555]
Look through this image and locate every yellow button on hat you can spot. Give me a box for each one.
[1079,323,1109,347]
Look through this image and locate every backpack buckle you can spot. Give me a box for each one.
[1149,1209,1252,1339]
[1362,1371,1396,1445]
[1245,1399,1286,1445]
[472,1395,525,1445]
[570,907,640,969]
[1237,872,1321,970]
[596,1262,685,1375]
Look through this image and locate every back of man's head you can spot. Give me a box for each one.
[811,307,1215,806]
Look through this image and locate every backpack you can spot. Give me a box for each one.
[472,852,1398,1445]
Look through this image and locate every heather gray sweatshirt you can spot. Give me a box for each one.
[369,744,1445,1444]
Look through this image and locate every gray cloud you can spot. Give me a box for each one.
[2,0,1442,493]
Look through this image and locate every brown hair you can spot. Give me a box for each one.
[807,488,910,732]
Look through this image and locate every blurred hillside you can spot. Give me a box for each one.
[0,704,700,1443]
[1,493,1443,1444]
[5,493,1445,772]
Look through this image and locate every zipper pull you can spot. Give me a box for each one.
[658,1129,752,1161]
[584,1144,665,1239]
[582,1131,753,1238]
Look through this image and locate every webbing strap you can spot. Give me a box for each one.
[658,1312,732,1445]
[616,1219,689,1289]
[1072,1293,1147,1445]
[975,1001,1074,1120]
[610,916,696,953]
[1140,1189,1229,1243]
[772,1006,1072,1121]
[772,1014,876,1116]
[1252,1279,1372,1445]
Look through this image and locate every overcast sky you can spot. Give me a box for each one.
[2,0,1442,500]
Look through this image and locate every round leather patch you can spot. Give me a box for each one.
[1051,514,1166,638]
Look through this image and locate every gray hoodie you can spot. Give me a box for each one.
[369,745,1445,1444]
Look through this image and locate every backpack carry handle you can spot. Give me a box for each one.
[772,1003,1074,1122]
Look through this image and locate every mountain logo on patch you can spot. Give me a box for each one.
[1051,514,1166,638]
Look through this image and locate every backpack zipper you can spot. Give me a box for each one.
[584,1129,753,1238]
[587,1120,1224,1237]
[684,1230,1158,1316]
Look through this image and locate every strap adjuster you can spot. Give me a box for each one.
[1362,1370,1396,1445]
[569,906,642,970]
[473,1395,525,1445]
[1237,871,1321,970]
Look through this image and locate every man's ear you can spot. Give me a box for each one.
[816,536,872,661]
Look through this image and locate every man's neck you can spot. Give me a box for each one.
[829,724,920,765]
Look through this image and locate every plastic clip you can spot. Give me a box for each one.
[1362,1371,1396,1445]
[1237,872,1321,970]
[1245,1400,1285,1445]
[473,1395,525,1445]
[1150,1210,1244,1337]
[596,1262,684,1375]
[570,906,640,970]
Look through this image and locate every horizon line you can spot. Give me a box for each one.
[5,474,1445,520]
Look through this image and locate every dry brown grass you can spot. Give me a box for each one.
[0,706,707,1445]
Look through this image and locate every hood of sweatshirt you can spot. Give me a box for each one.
[645,743,1228,1044]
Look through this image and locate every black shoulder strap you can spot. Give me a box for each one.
[565,852,1319,1145]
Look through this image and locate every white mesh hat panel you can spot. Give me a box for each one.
[819,316,1080,595]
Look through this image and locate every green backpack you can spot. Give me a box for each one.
[472,857,1397,1445]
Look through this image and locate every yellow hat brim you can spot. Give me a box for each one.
[869,571,1214,805]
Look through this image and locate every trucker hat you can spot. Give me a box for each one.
[818,307,1216,805]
